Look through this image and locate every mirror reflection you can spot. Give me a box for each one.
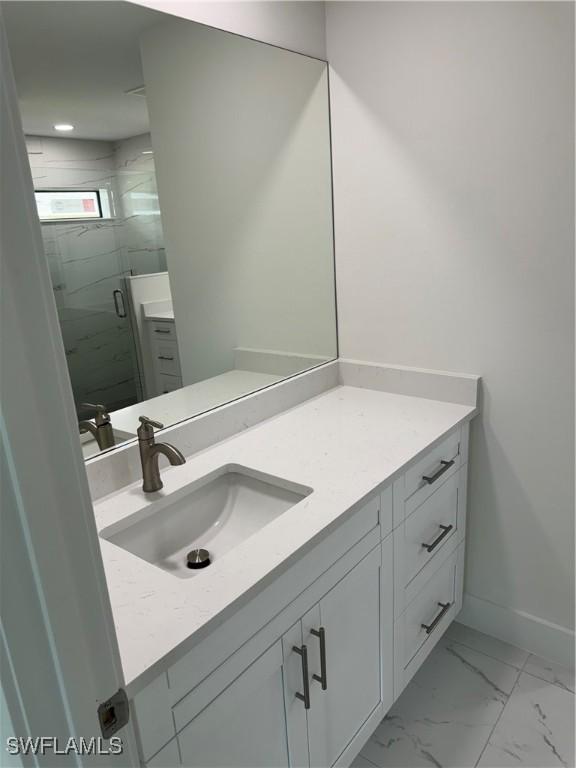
[5,1,337,458]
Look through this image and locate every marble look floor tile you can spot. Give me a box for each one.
[361,638,520,768]
[523,654,575,694]
[477,672,575,767]
[445,622,530,670]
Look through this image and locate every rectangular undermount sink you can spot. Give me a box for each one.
[100,465,312,578]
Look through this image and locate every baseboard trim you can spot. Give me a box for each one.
[457,592,575,669]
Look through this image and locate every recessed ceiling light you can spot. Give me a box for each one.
[142,150,154,155]
[53,123,75,132]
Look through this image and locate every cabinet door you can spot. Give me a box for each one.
[304,546,382,767]
[282,621,312,767]
[177,641,295,768]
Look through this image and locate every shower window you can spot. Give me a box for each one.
[34,189,111,221]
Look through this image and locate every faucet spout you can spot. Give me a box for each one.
[150,442,186,467]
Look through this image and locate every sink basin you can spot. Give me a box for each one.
[80,428,135,458]
[100,465,312,578]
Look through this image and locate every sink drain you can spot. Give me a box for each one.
[186,548,211,569]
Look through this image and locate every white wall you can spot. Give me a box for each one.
[327,2,575,649]
[141,17,336,384]
[132,0,327,59]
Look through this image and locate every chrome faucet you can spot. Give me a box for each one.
[137,416,186,493]
[79,403,115,451]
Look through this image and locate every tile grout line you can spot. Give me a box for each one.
[361,632,528,768]
[520,649,575,695]
[359,631,573,768]
[520,667,576,696]
[473,664,524,768]
[445,635,527,673]
[451,630,575,691]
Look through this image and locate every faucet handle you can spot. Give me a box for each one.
[139,415,164,429]
[81,402,111,426]
[138,415,164,440]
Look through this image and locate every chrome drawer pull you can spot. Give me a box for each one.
[423,459,454,485]
[422,524,454,553]
[154,329,171,334]
[311,627,327,691]
[293,645,311,709]
[158,356,175,361]
[421,601,452,635]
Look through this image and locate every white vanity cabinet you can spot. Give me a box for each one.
[131,422,471,768]
[134,504,392,768]
[302,544,386,767]
[392,423,469,697]
[177,640,295,768]
[173,544,386,768]
[147,319,182,396]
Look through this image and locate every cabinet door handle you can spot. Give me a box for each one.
[293,644,311,709]
[422,459,454,485]
[421,601,452,635]
[158,356,174,361]
[311,627,327,690]
[154,329,171,334]
[422,524,454,553]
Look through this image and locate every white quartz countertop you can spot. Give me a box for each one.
[94,385,476,689]
[145,310,174,321]
[141,299,174,321]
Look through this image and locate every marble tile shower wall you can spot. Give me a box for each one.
[113,132,167,278]
[27,135,167,415]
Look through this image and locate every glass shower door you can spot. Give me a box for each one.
[41,217,141,419]
[29,137,169,422]
[31,160,143,420]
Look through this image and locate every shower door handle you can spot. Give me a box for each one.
[113,289,127,318]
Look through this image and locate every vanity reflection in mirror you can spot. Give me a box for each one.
[5,1,337,459]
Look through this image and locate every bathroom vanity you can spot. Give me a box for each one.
[92,366,477,767]
[5,5,479,762]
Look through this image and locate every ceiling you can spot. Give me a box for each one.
[3,1,166,141]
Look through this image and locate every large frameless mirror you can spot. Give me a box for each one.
[4,1,337,459]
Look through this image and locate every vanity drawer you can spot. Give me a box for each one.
[394,464,467,618]
[394,543,464,697]
[153,341,181,376]
[159,373,182,394]
[403,472,459,586]
[150,321,177,341]
[403,549,456,664]
[404,430,461,502]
